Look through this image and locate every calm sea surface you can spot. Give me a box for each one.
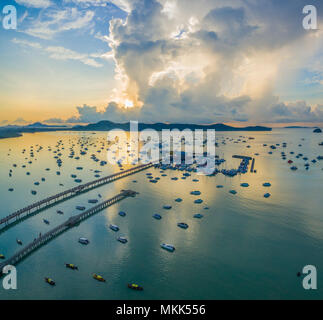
[0,129,322,300]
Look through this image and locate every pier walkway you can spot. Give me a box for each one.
[0,190,137,273]
[0,163,154,232]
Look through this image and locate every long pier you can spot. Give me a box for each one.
[0,162,154,232]
[0,190,137,273]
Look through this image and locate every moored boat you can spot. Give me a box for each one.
[109,224,119,232]
[65,263,78,270]
[93,274,106,282]
[45,277,55,286]
[78,237,89,245]
[161,243,175,252]
[128,283,143,291]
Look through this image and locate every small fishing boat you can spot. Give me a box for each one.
[16,239,23,245]
[93,274,106,282]
[44,277,55,286]
[117,236,128,244]
[110,224,119,232]
[193,214,203,219]
[153,214,162,220]
[43,219,50,225]
[76,206,86,211]
[177,222,189,229]
[119,211,126,217]
[194,199,203,204]
[161,243,175,252]
[264,193,271,198]
[240,183,249,187]
[88,199,98,204]
[65,263,78,270]
[163,205,172,210]
[128,283,143,291]
[78,237,89,245]
[56,210,64,215]
[0,254,5,259]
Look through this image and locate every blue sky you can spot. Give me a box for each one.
[0,0,322,125]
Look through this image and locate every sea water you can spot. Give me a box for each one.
[0,129,322,300]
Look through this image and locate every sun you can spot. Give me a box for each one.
[124,99,134,108]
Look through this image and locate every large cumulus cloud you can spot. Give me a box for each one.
[63,0,323,123]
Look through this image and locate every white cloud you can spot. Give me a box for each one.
[12,38,103,68]
[46,46,103,67]
[23,8,95,39]
[95,0,323,123]
[12,38,43,49]
[15,0,52,8]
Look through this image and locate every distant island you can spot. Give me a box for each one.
[0,120,272,140]
[0,131,23,139]
[73,120,272,132]
[284,126,315,129]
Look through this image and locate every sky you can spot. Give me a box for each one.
[0,0,322,126]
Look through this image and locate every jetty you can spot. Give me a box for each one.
[250,158,255,172]
[232,155,252,160]
[0,190,137,273]
[0,163,154,233]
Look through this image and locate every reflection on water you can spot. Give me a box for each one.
[0,129,322,299]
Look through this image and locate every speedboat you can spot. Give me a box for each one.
[78,237,89,245]
[109,224,119,232]
[117,236,128,244]
[161,243,175,252]
[128,283,143,291]
[177,222,189,229]
[65,263,78,270]
[93,274,106,282]
[44,277,55,286]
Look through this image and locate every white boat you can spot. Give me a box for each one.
[110,224,119,232]
[161,243,175,252]
[78,237,89,245]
